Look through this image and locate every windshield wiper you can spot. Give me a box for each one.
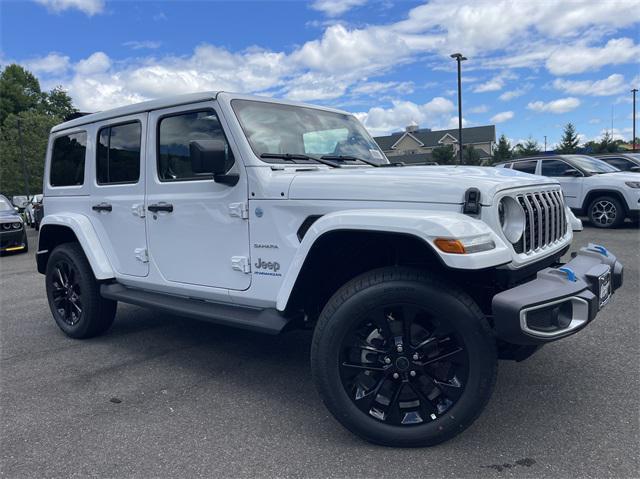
[320,155,381,167]
[260,153,340,168]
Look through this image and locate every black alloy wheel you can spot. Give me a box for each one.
[339,303,468,426]
[50,259,83,326]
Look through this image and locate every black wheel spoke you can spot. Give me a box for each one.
[420,346,464,367]
[50,259,83,326]
[341,362,387,372]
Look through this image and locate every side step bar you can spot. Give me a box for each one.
[100,283,292,335]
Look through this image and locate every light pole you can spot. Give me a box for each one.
[544,135,547,153]
[450,53,467,164]
[632,88,638,151]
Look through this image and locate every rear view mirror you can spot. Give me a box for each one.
[562,168,581,177]
[189,140,238,186]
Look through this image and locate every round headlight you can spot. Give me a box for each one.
[12,222,22,229]
[498,197,525,244]
[1,223,11,231]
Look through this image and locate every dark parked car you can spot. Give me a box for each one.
[0,195,28,254]
[594,153,640,172]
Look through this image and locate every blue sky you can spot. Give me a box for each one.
[1,0,639,147]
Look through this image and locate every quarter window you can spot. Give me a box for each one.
[157,110,233,182]
[512,160,537,174]
[541,159,575,176]
[50,132,87,187]
[97,122,141,184]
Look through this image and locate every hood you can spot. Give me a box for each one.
[0,209,21,221]
[591,171,640,181]
[288,165,557,205]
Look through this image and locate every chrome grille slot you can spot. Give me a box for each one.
[513,188,567,255]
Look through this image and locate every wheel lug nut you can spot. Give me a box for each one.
[384,357,391,364]
[397,346,403,353]
[410,370,416,377]
[412,353,419,360]
[393,373,399,379]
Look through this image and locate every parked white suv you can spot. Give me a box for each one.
[37,92,624,447]
[497,155,640,228]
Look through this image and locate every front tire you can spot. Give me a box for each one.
[45,243,117,338]
[311,267,497,447]
[588,196,624,228]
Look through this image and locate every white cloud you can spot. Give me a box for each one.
[355,97,456,135]
[589,118,601,124]
[310,0,367,17]
[75,52,111,75]
[546,38,640,75]
[499,84,532,101]
[490,111,514,123]
[527,97,581,114]
[351,81,414,96]
[36,0,104,16]
[123,41,162,50]
[473,71,517,93]
[553,74,629,96]
[22,53,70,75]
[469,105,488,114]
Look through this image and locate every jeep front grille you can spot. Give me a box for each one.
[514,190,567,254]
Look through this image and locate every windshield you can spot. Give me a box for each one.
[569,156,619,174]
[0,197,14,212]
[232,100,388,165]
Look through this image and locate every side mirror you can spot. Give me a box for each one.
[630,166,640,172]
[562,168,581,177]
[189,140,238,186]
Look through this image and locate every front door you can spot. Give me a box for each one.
[539,159,583,209]
[89,114,148,277]
[145,102,251,290]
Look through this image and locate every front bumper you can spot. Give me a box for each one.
[492,244,623,345]
[0,229,27,253]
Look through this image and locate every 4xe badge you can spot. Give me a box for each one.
[254,258,282,277]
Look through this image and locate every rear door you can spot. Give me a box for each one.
[88,114,148,277]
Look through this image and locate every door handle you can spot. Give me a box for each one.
[92,202,112,212]
[147,203,173,213]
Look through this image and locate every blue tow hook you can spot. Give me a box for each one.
[558,267,577,282]
[591,244,608,256]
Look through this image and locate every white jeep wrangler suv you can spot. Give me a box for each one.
[37,92,624,447]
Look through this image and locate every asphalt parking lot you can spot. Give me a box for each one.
[1,225,638,478]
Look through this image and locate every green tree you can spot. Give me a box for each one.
[514,137,541,157]
[595,131,618,153]
[492,134,513,163]
[43,86,77,120]
[0,111,58,197]
[432,145,455,164]
[0,64,77,197]
[557,122,580,153]
[462,145,482,165]
[0,64,43,125]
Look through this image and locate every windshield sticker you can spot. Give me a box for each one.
[369,149,383,160]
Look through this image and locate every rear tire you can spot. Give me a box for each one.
[588,196,624,228]
[311,267,497,447]
[45,243,117,338]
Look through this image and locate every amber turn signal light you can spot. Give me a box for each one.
[434,238,466,254]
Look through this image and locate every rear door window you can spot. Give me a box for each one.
[601,157,634,171]
[512,160,537,174]
[50,132,87,187]
[97,121,142,184]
